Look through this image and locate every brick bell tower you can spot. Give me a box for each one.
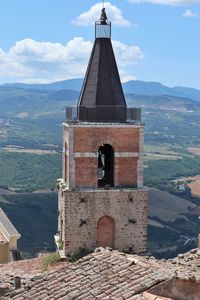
[56,8,148,256]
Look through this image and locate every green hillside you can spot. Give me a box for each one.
[0,90,200,149]
[148,188,196,222]
[0,192,58,258]
[148,189,200,258]
[0,152,61,192]
[144,156,200,191]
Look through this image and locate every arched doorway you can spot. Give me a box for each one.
[98,144,114,188]
[97,216,115,248]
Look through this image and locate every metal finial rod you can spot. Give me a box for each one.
[102,0,105,9]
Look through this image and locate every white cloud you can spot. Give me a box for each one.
[112,41,144,66]
[0,38,92,83]
[0,38,143,84]
[72,2,131,27]
[128,0,200,5]
[121,75,137,83]
[182,9,198,17]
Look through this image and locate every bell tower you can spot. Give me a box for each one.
[56,8,148,256]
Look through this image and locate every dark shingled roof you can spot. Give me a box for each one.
[78,38,126,108]
[73,8,127,122]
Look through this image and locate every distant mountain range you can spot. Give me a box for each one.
[1,77,200,150]
[3,79,83,92]
[2,79,200,103]
[123,81,200,103]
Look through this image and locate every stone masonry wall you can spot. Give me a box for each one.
[59,188,148,255]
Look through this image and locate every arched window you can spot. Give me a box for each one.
[98,144,114,188]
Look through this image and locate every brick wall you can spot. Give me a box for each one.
[73,127,139,152]
[63,124,143,188]
[75,157,97,188]
[115,157,138,187]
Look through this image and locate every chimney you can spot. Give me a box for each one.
[14,276,21,290]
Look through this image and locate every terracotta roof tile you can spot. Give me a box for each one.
[0,256,69,279]
[0,255,70,298]
[1,248,200,299]
[168,248,200,282]
[6,249,169,300]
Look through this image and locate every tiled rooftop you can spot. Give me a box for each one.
[168,248,200,282]
[0,255,70,298]
[1,248,200,299]
[9,248,171,300]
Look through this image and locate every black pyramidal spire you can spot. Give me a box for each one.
[78,8,127,122]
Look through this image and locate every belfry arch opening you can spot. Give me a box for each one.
[98,144,114,188]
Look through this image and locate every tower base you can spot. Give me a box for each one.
[58,188,148,256]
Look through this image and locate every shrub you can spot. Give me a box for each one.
[42,252,60,272]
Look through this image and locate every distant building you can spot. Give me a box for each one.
[0,208,21,263]
[177,184,186,191]
[56,8,148,256]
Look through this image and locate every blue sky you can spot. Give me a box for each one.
[0,0,200,88]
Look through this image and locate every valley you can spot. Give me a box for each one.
[0,79,200,258]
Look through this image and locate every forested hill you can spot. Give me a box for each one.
[2,79,200,102]
[0,83,200,150]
